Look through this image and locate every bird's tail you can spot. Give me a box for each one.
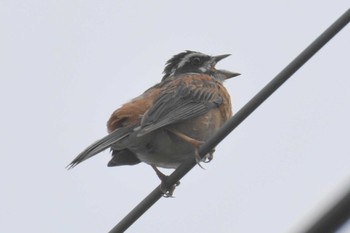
[66,127,132,169]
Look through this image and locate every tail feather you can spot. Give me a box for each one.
[67,126,133,169]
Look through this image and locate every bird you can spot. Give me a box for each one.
[67,50,240,196]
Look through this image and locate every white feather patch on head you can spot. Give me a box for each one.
[198,67,207,72]
[176,52,207,70]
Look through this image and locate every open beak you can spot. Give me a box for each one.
[216,69,241,79]
[213,54,241,80]
[213,54,232,63]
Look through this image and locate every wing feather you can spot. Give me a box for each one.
[138,76,223,136]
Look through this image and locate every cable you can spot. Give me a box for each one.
[302,185,350,233]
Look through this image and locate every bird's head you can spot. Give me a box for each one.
[162,50,240,81]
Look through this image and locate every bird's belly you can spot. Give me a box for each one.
[129,130,195,169]
[129,113,223,169]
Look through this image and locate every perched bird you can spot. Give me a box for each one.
[68,50,240,196]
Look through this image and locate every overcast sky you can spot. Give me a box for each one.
[1,1,350,233]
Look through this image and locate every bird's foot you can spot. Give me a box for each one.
[151,165,180,198]
[194,147,206,169]
[194,145,215,168]
[202,148,215,163]
[160,180,180,198]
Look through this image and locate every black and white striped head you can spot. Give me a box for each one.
[162,50,240,81]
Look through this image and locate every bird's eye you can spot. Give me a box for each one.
[191,57,202,65]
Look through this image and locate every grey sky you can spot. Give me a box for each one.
[1,1,350,232]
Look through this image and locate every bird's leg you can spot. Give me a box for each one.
[151,165,180,198]
[167,129,207,168]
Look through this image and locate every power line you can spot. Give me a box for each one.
[302,185,350,233]
[109,8,350,233]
